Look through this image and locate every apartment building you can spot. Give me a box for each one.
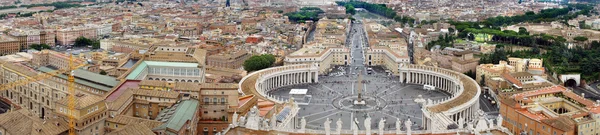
[0,35,20,56]
[32,50,85,70]
[56,26,97,45]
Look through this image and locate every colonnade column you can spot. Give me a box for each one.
[314,71,318,82]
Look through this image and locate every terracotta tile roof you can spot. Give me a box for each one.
[0,109,69,135]
[511,72,534,78]
[107,123,156,135]
[428,69,479,113]
[139,80,167,87]
[238,95,255,107]
[131,88,179,99]
[516,108,549,121]
[502,73,522,87]
[106,115,163,129]
[106,89,133,111]
[55,94,104,109]
[541,116,576,132]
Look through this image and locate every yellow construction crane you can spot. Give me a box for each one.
[0,54,85,135]
[67,54,77,135]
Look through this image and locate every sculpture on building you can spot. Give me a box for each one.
[395,118,402,134]
[467,120,474,133]
[262,118,270,130]
[271,114,277,129]
[378,118,385,135]
[427,99,433,106]
[246,106,260,130]
[458,117,465,129]
[325,118,332,135]
[336,118,343,135]
[239,116,246,127]
[352,118,360,135]
[487,118,494,128]
[405,119,412,135]
[232,111,239,127]
[300,117,306,132]
[496,115,503,128]
[365,115,372,135]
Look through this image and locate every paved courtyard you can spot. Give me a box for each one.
[268,66,451,131]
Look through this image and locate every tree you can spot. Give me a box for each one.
[518,27,529,35]
[243,54,277,72]
[480,75,486,85]
[75,36,92,47]
[573,36,588,42]
[448,28,455,35]
[464,70,476,79]
[591,41,600,49]
[99,70,107,75]
[29,44,51,51]
[345,4,356,15]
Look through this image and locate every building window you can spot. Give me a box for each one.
[203,127,208,131]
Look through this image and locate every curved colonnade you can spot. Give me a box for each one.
[399,65,481,130]
[239,64,319,104]
[237,64,481,133]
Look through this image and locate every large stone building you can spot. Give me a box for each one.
[56,26,98,45]
[284,44,350,74]
[476,61,516,84]
[499,86,600,135]
[206,50,251,70]
[123,60,206,83]
[363,21,411,75]
[0,35,20,56]
[313,18,350,46]
[0,59,118,119]
[100,38,172,53]
[153,99,200,135]
[32,50,85,70]
[54,93,108,135]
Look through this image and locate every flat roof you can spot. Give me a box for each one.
[125,61,200,80]
[289,89,308,95]
[38,66,118,91]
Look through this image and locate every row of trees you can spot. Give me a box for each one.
[29,44,51,51]
[336,1,417,25]
[427,34,455,49]
[0,5,17,10]
[283,7,324,23]
[243,54,276,72]
[451,4,594,31]
[482,4,593,28]
[21,2,84,9]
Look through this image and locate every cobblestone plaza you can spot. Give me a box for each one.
[268,66,452,131]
